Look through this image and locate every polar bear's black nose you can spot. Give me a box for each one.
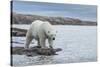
[53,38,55,40]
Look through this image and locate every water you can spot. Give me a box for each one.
[12,25,97,66]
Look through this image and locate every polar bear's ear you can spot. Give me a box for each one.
[48,31,50,33]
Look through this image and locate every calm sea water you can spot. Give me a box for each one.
[12,25,97,66]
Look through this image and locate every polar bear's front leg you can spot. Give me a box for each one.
[48,39,53,49]
[39,38,46,48]
[37,39,41,48]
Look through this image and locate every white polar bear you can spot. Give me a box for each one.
[24,20,56,49]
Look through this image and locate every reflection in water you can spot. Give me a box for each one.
[36,56,54,64]
[24,55,55,65]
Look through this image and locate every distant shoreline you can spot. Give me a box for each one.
[12,12,97,26]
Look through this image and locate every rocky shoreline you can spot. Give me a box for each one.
[11,28,27,36]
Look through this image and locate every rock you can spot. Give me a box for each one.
[12,28,27,36]
[11,46,62,56]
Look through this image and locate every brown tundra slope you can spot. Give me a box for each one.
[12,13,97,25]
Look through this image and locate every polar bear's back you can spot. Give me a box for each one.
[31,20,45,27]
[28,20,53,35]
[29,20,45,35]
[31,20,52,29]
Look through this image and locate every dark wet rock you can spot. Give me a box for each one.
[11,28,27,36]
[11,46,62,56]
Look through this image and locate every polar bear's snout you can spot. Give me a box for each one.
[50,34,56,40]
[53,38,55,40]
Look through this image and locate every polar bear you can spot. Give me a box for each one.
[24,20,56,49]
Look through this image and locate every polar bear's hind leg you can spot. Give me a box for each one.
[24,34,33,49]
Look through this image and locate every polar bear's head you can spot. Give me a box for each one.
[47,30,57,40]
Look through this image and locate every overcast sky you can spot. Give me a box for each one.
[12,1,97,21]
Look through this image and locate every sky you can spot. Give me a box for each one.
[12,1,97,21]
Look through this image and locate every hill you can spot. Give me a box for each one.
[11,13,97,26]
